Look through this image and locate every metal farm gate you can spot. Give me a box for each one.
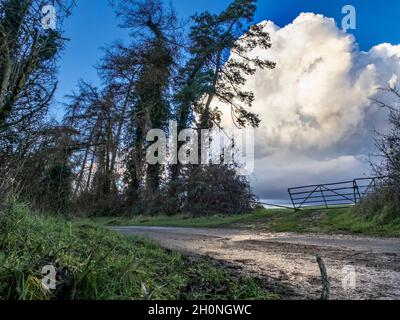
[288,177,385,210]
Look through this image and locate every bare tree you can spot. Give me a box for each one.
[358,85,400,218]
[0,0,74,200]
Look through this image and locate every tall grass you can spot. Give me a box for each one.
[0,199,275,300]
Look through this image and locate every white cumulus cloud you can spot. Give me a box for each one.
[221,13,400,200]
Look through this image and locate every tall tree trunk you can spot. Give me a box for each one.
[109,82,133,182]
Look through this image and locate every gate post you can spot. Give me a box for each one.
[288,188,297,211]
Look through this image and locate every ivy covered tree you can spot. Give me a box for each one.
[110,0,177,214]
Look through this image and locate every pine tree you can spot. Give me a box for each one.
[169,0,275,213]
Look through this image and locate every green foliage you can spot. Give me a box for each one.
[354,187,400,223]
[180,0,275,129]
[41,163,73,213]
[73,191,123,217]
[38,29,64,62]
[0,199,275,300]
[184,165,256,216]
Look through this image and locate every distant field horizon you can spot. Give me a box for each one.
[260,199,293,209]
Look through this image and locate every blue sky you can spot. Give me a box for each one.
[54,0,400,117]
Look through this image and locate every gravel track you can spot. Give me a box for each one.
[113,226,400,300]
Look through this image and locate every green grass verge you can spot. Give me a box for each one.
[0,200,276,300]
[92,209,271,229]
[93,207,400,237]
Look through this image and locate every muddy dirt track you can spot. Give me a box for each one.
[113,226,400,300]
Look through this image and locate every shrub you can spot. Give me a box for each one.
[183,165,256,216]
[355,185,400,223]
